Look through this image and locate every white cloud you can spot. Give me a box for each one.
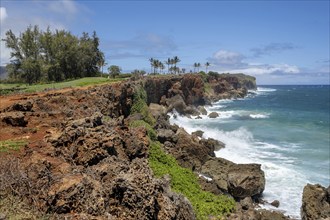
[209,49,300,77]
[225,64,300,75]
[48,0,78,15]
[211,50,245,65]
[0,7,8,24]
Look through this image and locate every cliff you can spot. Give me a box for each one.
[0,73,293,220]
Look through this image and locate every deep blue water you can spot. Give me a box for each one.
[170,85,330,218]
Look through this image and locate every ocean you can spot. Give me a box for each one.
[169,85,330,219]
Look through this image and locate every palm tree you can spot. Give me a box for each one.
[173,56,180,74]
[149,58,154,74]
[159,62,165,74]
[193,63,198,73]
[165,58,171,74]
[197,63,201,73]
[205,62,210,74]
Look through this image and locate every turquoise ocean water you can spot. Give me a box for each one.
[170,85,330,219]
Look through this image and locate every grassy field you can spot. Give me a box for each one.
[0,77,127,95]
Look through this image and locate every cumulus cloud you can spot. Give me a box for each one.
[226,63,300,75]
[211,50,245,65]
[251,42,298,57]
[209,49,300,76]
[0,7,8,23]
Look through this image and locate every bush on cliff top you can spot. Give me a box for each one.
[149,141,235,220]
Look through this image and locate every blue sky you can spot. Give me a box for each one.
[0,0,329,84]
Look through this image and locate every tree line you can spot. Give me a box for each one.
[3,25,105,84]
[149,56,211,75]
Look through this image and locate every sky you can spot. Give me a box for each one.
[0,0,329,85]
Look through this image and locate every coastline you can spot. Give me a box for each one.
[0,74,328,219]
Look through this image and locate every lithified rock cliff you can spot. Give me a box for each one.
[0,73,309,220]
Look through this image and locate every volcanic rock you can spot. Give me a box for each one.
[227,163,265,199]
[208,112,219,118]
[301,183,330,220]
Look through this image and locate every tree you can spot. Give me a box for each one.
[3,25,104,83]
[165,58,171,74]
[197,63,201,73]
[108,65,121,78]
[172,56,180,74]
[193,63,198,73]
[149,58,154,74]
[205,62,210,74]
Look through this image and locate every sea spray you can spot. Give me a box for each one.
[169,85,330,219]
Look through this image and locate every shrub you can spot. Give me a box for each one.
[149,142,235,220]
[131,85,156,126]
[130,120,157,141]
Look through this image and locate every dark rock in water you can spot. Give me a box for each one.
[192,130,204,138]
[301,183,330,220]
[208,112,219,118]
[1,112,28,127]
[271,200,280,208]
[197,106,207,115]
[201,138,225,152]
[227,163,265,199]
[195,116,202,119]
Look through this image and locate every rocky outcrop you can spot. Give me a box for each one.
[1,112,28,126]
[208,111,219,118]
[201,158,265,199]
[301,184,330,220]
[0,73,261,219]
[228,163,265,199]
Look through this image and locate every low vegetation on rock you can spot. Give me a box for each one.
[149,141,235,220]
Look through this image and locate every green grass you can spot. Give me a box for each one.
[0,140,28,153]
[0,77,127,95]
[149,142,235,220]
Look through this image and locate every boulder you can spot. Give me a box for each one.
[301,183,330,220]
[149,103,167,120]
[227,164,265,199]
[200,138,225,153]
[157,129,175,143]
[201,157,234,192]
[192,130,204,138]
[197,106,207,115]
[208,112,219,118]
[168,128,213,170]
[8,101,33,112]
[271,200,280,208]
[1,112,28,127]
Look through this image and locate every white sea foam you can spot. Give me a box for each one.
[257,87,277,92]
[169,112,305,219]
[249,113,270,119]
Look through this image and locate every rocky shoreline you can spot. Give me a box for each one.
[0,74,329,219]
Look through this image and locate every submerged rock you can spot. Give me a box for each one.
[208,111,219,118]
